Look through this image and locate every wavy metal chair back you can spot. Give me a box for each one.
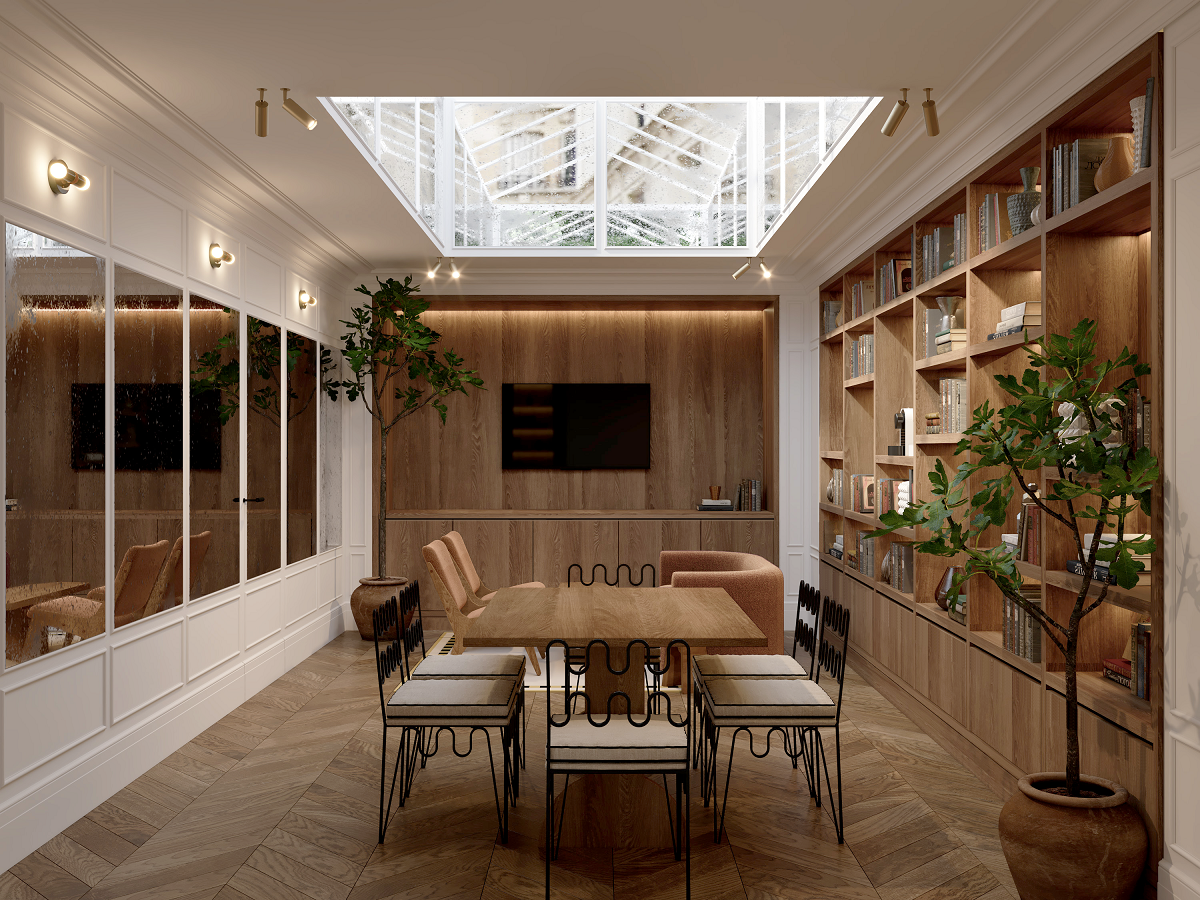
[792,582,823,674]
[567,562,657,587]
[372,596,405,717]
[814,594,851,719]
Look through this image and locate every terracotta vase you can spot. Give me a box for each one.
[934,565,962,611]
[998,773,1147,900]
[1094,135,1135,193]
[349,575,409,640]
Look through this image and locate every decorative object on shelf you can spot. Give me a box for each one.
[998,773,1146,900]
[1029,203,1042,227]
[880,548,893,583]
[935,295,963,332]
[826,476,835,503]
[1094,135,1135,193]
[326,276,484,591]
[870,319,1157,887]
[934,565,962,611]
[1006,166,1042,235]
[350,575,408,640]
[1131,97,1145,174]
[710,485,722,501]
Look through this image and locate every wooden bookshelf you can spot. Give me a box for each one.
[815,36,1163,885]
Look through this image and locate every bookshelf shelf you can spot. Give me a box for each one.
[815,36,1163,874]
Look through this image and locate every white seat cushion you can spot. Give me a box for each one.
[703,677,836,724]
[412,653,524,679]
[386,676,518,723]
[694,654,807,679]
[548,716,688,770]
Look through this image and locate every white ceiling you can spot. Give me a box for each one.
[41,0,1096,280]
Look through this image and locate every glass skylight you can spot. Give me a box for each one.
[323,97,877,254]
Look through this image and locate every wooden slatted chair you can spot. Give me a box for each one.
[701,594,851,843]
[372,588,522,844]
[545,637,693,900]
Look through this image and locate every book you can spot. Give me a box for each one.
[696,505,737,511]
[1141,77,1155,170]
[1065,559,1151,585]
[1072,138,1110,205]
[700,499,732,506]
[999,301,1042,319]
[1102,658,1132,689]
[996,316,1042,330]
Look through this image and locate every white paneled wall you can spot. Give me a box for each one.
[1162,7,1200,899]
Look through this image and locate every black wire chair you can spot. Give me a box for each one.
[545,638,692,900]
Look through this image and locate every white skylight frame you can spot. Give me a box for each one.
[321,96,880,257]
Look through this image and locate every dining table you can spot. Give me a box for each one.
[5,581,90,662]
[462,583,766,848]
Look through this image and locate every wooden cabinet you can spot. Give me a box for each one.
[700,518,773,559]
[531,519,618,588]
[385,518,452,631]
[616,519,700,586]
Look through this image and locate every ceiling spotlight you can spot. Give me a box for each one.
[281,89,317,130]
[759,258,772,278]
[449,258,460,279]
[427,257,442,278]
[881,88,909,137]
[47,158,89,194]
[922,89,940,137]
[255,88,268,137]
[209,243,234,268]
[732,258,751,280]
[299,289,315,310]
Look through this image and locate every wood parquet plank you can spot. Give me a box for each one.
[0,870,47,900]
[61,818,137,867]
[34,834,112,888]
[243,845,352,900]
[84,804,158,848]
[261,829,362,886]
[7,852,88,900]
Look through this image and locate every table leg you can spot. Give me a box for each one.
[584,643,646,716]
[550,773,677,849]
[5,609,30,663]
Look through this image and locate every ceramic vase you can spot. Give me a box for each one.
[1006,166,1041,235]
[1094,135,1135,193]
[935,296,963,333]
[934,565,963,611]
[349,575,409,640]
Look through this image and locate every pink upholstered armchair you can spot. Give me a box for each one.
[659,550,785,655]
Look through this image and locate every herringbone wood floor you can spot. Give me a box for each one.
[1,632,1018,900]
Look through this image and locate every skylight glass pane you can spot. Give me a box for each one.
[825,97,871,152]
[606,101,745,248]
[378,101,437,230]
[454,102,596,247]
[335,98,376,150]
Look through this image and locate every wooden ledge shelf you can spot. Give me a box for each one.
[915,348,968,371]
[876,296,914,319]
[844,372,875,389]
[969,326,1045,360]
[1044,670,1153,742]
[818,502,844,516]
[915,602,969,639]
[914,266,968,299]
[845,569,876,590]
[877,582,914,606]
[843,310,875,333]
[1046,167,1152,236]
[970,223,1043,271]
[386,509,776,521]
[875,455,915,466]
[915,433,964,446]
[843,509,877,527]
[821,327,844,343]
[819,449,844,460]
[819,554,844,571]
[1041,568,1151,616]
[971,630,1044,680]
[1014,560,1043,583]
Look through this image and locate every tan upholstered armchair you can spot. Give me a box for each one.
[21,540,171,661]
[146,531,214,617]
[422,539,487,655]
[659,550,785,656]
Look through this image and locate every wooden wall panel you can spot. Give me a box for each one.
[531,519,618,589]
[617,519,701,586]
[385,518,453,632]
[928,626,968,725]
[970,647,1015,759]
[450,519,534,591]
[846,575,873,654]
[699,519,773,560]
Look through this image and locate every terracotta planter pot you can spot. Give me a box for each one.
[349,576,409,640]
[998,772,1146,900]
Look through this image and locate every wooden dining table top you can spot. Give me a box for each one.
[461,584,767,649]
[6,581,90,612]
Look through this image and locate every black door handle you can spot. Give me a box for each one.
[233,497,267,503]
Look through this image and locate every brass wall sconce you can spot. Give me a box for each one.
[209,243,235,268]
[299,289,316,310]
[48,159,89,194]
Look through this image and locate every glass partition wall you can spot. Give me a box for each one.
[3,224,342,669]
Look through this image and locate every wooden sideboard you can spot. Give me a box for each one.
[385,509,776,634]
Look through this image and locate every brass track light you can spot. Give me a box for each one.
[209,243,234,268]
[255,88,268,137]
[759,258,771,278]
[881,89,909,137]
[299,289,315,310]
[47,158,89,194]
[428,257,442,278]
[449,258,460,279]
[922,89,939,137]
[281,89,317,130]
[732,258,751,280]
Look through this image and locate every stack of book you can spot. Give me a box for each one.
[822,300,843,334]
[916,217,967,284]
[1050,138,1113,215]
[1103,623,1153,699]
[1130,77,1155,174]
[1017,500,1041,565]
[1003,586,1043,663]
[1119,387,1152,452]
[989,301,1042,340]
[935,328,967,354]
[697,498,733,512]
[876,477,912,516]
[877,258,912,305]
[849,334,875,377]
[888,542,914,593]
[855,533,876,577]
[848,280,875,319]
[827,534,844,560]
[939,376,968,434]
[828,469,844,506]
[850,474,875,514]
[735,479,763,511]
[978,193,1014,251]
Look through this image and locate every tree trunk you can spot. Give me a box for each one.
[1065,623,1080,796]
[378,423,388,578]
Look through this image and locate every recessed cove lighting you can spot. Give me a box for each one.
[209,243,234,268]
[47,159,89,194]
[299,289,315,310]
[281,89,317,130]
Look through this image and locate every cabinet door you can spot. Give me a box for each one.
[532,519,618,588]
[928,625,968,725]
[617,519,700,586]
[700,519,774,560]
[451,519,534,591]
[385,519,453,631]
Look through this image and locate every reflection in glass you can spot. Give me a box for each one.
[113,265,184,627]
[319,344,342,552]
[5,225,105,666]
[189,298,240,598]
[287,332,317,564]
[246,317,281,578]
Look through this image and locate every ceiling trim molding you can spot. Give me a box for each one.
[0,0,371,281]
[781,0,1189,292]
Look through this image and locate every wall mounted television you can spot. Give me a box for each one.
[71,383,223,471]
[502,383,650,470]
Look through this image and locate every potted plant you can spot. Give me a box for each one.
[328,276,483,638]
[871,320,1156,900]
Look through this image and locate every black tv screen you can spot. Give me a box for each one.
[71,383,222,471]
[502,383,650,470]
